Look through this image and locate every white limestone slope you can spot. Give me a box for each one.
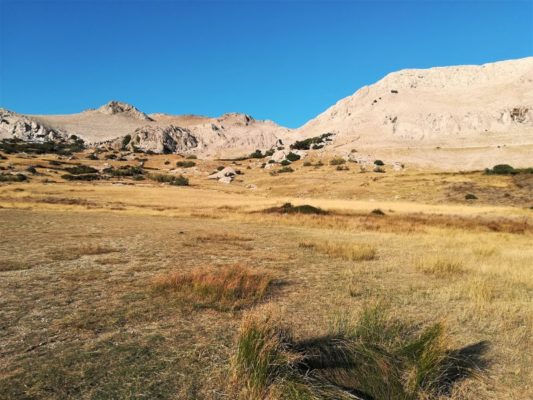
[298,57,533,168]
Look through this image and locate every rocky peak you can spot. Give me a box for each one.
[96,101,153,121]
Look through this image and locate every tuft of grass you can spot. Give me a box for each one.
[152,265,273,310]
[299,240,377,261]
[416,256,465,277]
[232,305,484,400]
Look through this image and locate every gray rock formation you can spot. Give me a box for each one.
[117,125,199,154]
[0,109,67,142]
[95,101,153,121]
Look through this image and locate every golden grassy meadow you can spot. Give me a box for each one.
[0,150,531,399]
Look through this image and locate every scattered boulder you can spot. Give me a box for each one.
[208,166,237,183]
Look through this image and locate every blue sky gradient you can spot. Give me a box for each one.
[1,0,532,127]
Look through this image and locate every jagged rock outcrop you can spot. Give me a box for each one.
[116,125,199,154]
[0,109,67,142]
[95,101,153,121]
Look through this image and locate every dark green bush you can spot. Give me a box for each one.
[121,135,132,149]
[483,164,532,175]
[62,174,100,181]
[186,155,197,160]
[465,194,478,200]
[291,133,334,150]
[149,173,189,186]
[265,202,327,215]
[0,138,84,155]
[250,149,264,159]
[371,208,386,216]
[280,160,291,166]
[374,160,385,166]
[105,166,144,177]
[0,173,27,182]
[286,152,301,162]
[176,161,196,168]
[65,165,98,175]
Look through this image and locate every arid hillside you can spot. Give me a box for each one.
[1,58,532,168]
[298,57,533,169]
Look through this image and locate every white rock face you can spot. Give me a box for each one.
[95,101,153,121]
[0,109,68,142]
[297,57,533,168]
[113,125,198,154]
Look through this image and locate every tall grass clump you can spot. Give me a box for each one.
[232,305,485,399]
[416,256,465,277]
[152,265,273,310]
[299,240,376,261]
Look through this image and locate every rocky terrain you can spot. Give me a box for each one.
[298,57,533,168]
[1,57,532,168]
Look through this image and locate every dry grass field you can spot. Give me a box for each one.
[0,150,531,399]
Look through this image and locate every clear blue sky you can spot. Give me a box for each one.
[1,1,532,128]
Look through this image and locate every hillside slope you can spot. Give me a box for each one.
[297,57,533,168]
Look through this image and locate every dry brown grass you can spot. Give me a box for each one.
[152,264,273,310]
[416,256,466,277]
[47,244,118,261]
[299,240,377,261]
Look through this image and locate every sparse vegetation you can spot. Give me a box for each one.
[105,165,144,177]
[278,166,294,173]
[232,305,483,399]
[265,202,327,215]
[149,173,189,186]
[374,159,385,166]
[0,138,85,155]
[416,256,465,277]
[152,265,273,310]
[65,165,98,175]
[176,160,196,168]
[0,173,27,182]
[330,157,346,166]
[61,173,101,181]
[299,240,377,261]
[291,133,334,150]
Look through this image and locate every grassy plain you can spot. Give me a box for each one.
[0,151,531,399]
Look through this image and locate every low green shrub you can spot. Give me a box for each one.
[265,202,327,215]
[65,165,98,175]
[286,152,301,162]
[330,157,346,166]
[0,173,27,182]
[149,173,189,186]
[176,161,196,168]
[62,173,100,181]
